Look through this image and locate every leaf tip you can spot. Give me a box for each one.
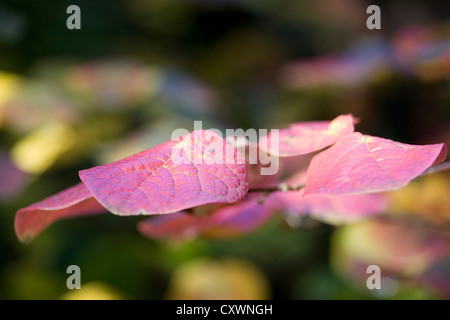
[434,143,447,165]
[14,209,34,244]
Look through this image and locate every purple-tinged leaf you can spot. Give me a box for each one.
[282,168,307,189]
[265,188,387,225]
[15,183,106,243]
[279,38,389,88]
[80,130,249,216]
[138,195,272,241]
[226,136,280,189]
[304,133,447,196]
[201,195,272,238]
[259,114,355,157]
[137,211,200,241]
[0,149,28,201]
[332,218,450,290]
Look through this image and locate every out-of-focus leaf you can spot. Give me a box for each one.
[418,260,450,298]
[259,114,355,157]
[138,195,272,241]
[279,23,450,88]
[281,168,307,188]
[0,71,22,126]
[0,149,28,201]
[166,258,271,299]
[160,70,220,119]
[137,211,200,241]
[392,26,450,82]
[63,60,160,111]
[95,118,195,165]
[61,281,125,300]
[264,168,387,225]
[266,189,387,225]
[279,39,390,88]
[387,172,450,225]
[11,120,77,174]
[1,80,79,134]
[331,218,450,293]
[226,136,280,189]
[15,183,106,243]
[80,130,249,215]
[304,132,447,196]
[201,195,272,238]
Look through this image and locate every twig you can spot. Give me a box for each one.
[248,183,305,194]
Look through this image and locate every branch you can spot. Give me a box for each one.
[248,183,304,194]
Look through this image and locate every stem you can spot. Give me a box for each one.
[248,183,305,194]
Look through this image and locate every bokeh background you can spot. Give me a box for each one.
[1,0,449,299]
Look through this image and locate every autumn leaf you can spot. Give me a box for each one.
[14,119,447,243]
[387,172,450,225]
[304,133,447,196]
[331,218,450,286]
[200,195,272,238]
[226,136,281,189]
[15,183,106,243]
[79,129,248,215]
[138,195,272,241]
[137,211,199,241]
[265,188,387,225]
[258,114,355,157]
[166,258,271,299]
[15,130,249,242]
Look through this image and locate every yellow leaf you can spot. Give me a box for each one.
[166,257,271,300]
[61,281,124,300]
[11,120,76,174]
[387,173,450,225]
[0,71,22,126]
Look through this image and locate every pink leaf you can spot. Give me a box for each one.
[201,195,272,238]
[259,114,355,157]
[138,195,272,240]
[265,189,387,225]
[304,132,447,196]
[281,168,307,188]
[137,211,200,241]
[15,183,106,243]
[226,137,280,189]
[79,130,249,216]
[279,39,389,88]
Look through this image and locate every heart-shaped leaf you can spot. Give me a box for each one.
[15,183,106,243]
[79,130,249,215]
[259,114,355,157]
[304,132,447,196]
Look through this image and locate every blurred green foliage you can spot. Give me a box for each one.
[0,0,449,299]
